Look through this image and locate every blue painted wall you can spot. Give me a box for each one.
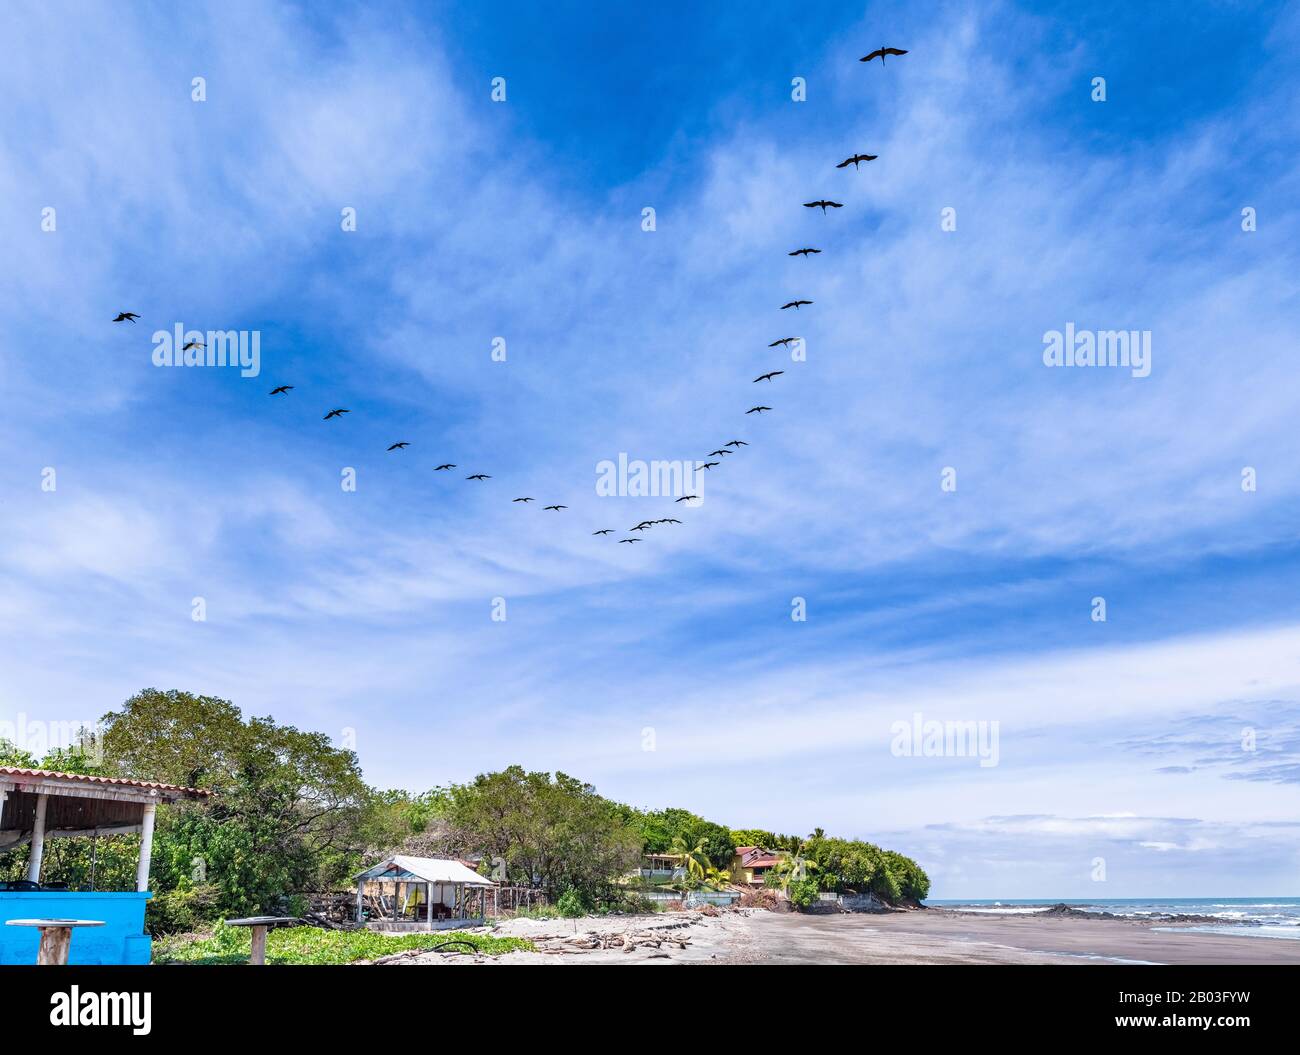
[0,892,152,965]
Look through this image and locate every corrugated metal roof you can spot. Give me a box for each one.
[355,854,494,886]
[0,766,210,797]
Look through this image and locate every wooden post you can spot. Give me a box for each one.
[135,803,157,892]
[26,793,48,882]
[249,924,267,965]
[36,925,73,966]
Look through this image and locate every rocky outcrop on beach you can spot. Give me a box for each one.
[1038,903,1227,926]
[1042,903,1093,918]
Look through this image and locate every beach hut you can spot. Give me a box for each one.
[0,765,209,964]
[354,855,494,931]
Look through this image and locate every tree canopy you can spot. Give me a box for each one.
[628,807,736,869]
[1,687,930,928]
[441,765,642,901]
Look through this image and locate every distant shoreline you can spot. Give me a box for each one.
[925,897,1300,943]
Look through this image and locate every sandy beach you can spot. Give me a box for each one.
[724,910,1300,965]
[376,908,1300,965]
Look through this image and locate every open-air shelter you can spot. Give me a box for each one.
[355,854,494,931]
[0,765,209,963]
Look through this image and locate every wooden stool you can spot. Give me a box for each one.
[224,916,299,964]
[6,918,105,965]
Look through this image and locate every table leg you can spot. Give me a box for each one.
[249,924,268,965]
[37,926,73,966]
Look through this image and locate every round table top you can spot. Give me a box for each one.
[224,916,300,927]
[6,918,105,928]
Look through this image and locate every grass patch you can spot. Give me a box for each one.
[153,921,534,965]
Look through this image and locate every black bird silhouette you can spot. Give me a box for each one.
[788,247,821,257]
[698,461,720,470]
[754,371,785,383]
[632,521,655,531]
[781,299,813,310]
[466,473,491,481]
[708,449,732,457]
[513,497,534,503]
[746,406,772,414]
[725,440,749,447]
[269,385,293,395]
[434,463,456,471]
[592,529,613,535]
[803,200,844,213]
[860,46,908,64]
[323,408,349,419]
[619,538,640,544]
[659,518,682,525]
[387,442,410,451]
[675,495,699,503]
[837,153,878,169]
[182,339,205,351]
[112,312,139,323]
[769,337,798,348]
[543,504,567,511]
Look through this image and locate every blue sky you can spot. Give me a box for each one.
[1,0,1298,898]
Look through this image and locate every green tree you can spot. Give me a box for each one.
[444,766,641,902]
[99,689,373,921]
[731,828,801,854]
[633,808,736,869]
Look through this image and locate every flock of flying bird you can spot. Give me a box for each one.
[113,45,907,550]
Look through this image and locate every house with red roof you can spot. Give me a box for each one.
[731,846,782,887]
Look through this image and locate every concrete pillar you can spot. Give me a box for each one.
[426,882,434,932]
[356,879,365,923]
[135,803,157,892]
[26,793,48,883]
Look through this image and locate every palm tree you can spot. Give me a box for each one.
[771,841,819,895]
[669,833,708,891]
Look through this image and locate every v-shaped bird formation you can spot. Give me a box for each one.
[113,45,907,558]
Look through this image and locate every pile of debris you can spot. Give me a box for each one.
[533,916,698,955]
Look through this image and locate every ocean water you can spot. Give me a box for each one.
[927,897,1300,940]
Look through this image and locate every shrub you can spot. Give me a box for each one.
[146,884,221,935]
[604,892,657,915]
[556,887,588,918]
[506,903,561,920]
[787,877,821,910]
